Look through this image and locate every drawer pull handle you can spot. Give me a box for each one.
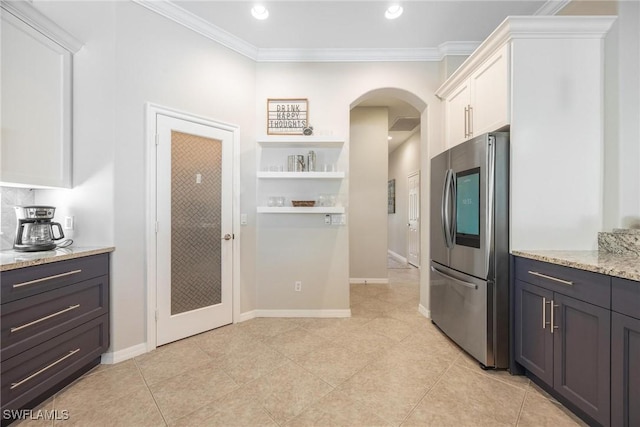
[10,348,80,390]
[13,270,82,288]
[528,271,574,286]
[10,304,81,333]
[542,297,552,329]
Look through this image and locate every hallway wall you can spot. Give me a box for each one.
[349,107,389,281]
[388,131,421,260]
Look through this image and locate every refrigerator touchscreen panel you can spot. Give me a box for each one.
[456,167,481,248]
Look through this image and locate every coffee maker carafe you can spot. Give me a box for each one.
[14,206,65,252]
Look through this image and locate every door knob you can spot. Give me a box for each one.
[222,234,232,241]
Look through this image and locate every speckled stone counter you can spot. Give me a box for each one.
[0,246,115,272]
[512,250,640,282]
[598,228,640,256]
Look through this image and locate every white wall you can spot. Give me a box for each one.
[350,107,389,281]
[32,1,257,354]
[255,62,441,312]
[607,1,640,229]
[387,132,421,259]
[559,0,640,230]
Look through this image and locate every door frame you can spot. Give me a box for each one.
[144,103,241,351]
[407,170,421,268]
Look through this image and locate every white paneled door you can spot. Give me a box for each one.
[156,114,233,346]
[407,171,420,267]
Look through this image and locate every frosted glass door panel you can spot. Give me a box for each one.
[171,131,222,315]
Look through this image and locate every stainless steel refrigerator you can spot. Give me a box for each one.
[430,132,509,369]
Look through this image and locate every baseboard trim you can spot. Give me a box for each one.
[238,310,256,323]
[100,343,147,364]
[349,278,389,284]
[418,304,431,319]
[387,249,407,264]
[250,309,351,318]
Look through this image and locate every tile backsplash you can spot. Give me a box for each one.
[1,186,35,250]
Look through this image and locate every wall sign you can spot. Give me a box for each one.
[267,98,308,135]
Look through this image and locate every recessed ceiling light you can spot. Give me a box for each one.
[388,136,393,140]
[251,5,269,20]
[385,4,403,20]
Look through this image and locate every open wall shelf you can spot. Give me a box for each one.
[257,206,345,214]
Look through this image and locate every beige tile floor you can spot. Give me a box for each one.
[15,263,587,427]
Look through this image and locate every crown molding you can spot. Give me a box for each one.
[132,0,258,60]
[134,0,479,63]
[1,0,83,52]
[256,45,480,63]
[436,15,617,98]
[534,0,572,16]
[438,41,482,57]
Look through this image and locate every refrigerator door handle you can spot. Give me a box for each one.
[449,168,456,244]
[441,169,453,248]
[485,136,495,275]
[430,266,478,290]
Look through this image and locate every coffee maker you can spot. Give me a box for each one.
[14,206,65,252]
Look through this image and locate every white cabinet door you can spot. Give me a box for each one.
[1,11,73,188]
[442,44,509,148]
[470,44,510,137]
[444,81,471,148]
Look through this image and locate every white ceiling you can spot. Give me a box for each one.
[175,1,551,50]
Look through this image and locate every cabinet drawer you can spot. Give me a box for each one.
[514,257,610,309]
[1,254,109,303]
[1,276,109,361]
[1,315,109,412]
[612,277,640,319]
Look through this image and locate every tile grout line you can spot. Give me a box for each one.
[514,382,532,426]
[133,357,170,426]
[397,350,464,426]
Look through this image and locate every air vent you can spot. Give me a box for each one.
[389,117,420,132]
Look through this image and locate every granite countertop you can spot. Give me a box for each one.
[0,246,115,272]
[512,250,640,282]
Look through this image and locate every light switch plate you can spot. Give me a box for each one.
[240,213,248,225]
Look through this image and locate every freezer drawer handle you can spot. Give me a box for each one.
[10,348,80,390]
[527,271,573,286]
[430,266,478,290]
[10,304,81,333]
[12,270,83,288]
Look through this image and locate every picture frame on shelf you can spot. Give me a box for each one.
[267,98,308,135]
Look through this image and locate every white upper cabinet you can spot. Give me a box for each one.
[469,44,509,138]
[443,80,471,149]
[437,16,616,251]
[1,2,82,188]
[440,44,509,148]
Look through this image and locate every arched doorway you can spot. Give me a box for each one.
[348,88,428,313]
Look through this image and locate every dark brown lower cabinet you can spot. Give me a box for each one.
[611,312,640,427]
[514,280,610,426]
[513,256,614,427]
[552,293,610,426]
[0,253,110,425]
[514,280,553,384]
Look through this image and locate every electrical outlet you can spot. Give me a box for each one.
[294,281,302,292]
[64,216,74,230]
[324,214,331,225]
